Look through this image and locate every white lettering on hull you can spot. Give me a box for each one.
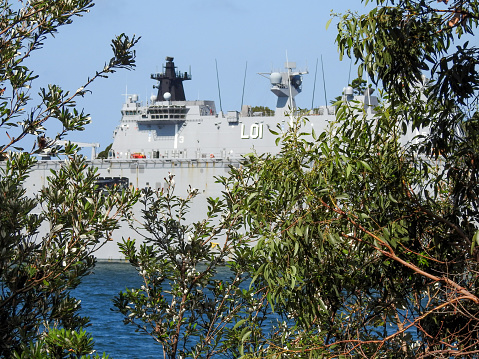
[240,123,263,139]
[241,124,249,139]
[174,124,178,149]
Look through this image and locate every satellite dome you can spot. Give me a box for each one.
[270,72,282,85]
[150,95,157,103]
[164,92,171,101]
[344,86,353,95]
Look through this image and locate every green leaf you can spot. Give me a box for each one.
[359,160,372,171]
[359,212,370,220]
[233,319,246,330]
[326,18,333,30]
[471,230,479,255]
[295,226,303,236]
[267,292,275,313]
[241,330,252,342]
[388,192,398,203]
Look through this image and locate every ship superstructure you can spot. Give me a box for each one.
[109,57,325,162]
[17,56,378,259]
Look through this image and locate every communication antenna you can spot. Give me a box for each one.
[215,59,223,113]
[367,76,371,107]
[241,61,248,110]
[286,50,294,124]
[348,56,353,86]
[121,84,129,103]
[321,55,328,107]
[311,58,319,110]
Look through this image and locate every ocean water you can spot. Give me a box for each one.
[74,261,162,358]
[73,261,418,358]
[74,261,240,359]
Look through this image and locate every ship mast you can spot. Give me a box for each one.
[259,62,308,117]
[151,56,191,101]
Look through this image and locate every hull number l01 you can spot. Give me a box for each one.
[241,123,263,139]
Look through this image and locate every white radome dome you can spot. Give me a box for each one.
[270,72,282,85]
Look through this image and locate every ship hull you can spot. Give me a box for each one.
[21,158,240,259]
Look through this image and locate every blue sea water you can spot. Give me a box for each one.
[73,261,419,358]
[74,261,163,358]
[74,261,240,358]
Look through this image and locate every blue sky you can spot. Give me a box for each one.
[28,0,374,153]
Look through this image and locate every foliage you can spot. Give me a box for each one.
[0,0,139,357]
[349,77,369,95]
[335,0,479,105]
[251,106,274,116]
[96,143,112,159]
[1,155,139,357]
[113,174,279,359]
[114,2,479,356]
[29,0,477,358]
[334,0,479,272]
[213,0,479,357]
[334,0,479,146]
[13,328,111,359]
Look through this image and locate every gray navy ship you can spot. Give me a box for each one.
[21,56,378,259]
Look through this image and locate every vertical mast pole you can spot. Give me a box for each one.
[241,61,248,111]
[215,59,223,113]
[311,58,319,111]
[321,55,328,108]
[286,51,293,124]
